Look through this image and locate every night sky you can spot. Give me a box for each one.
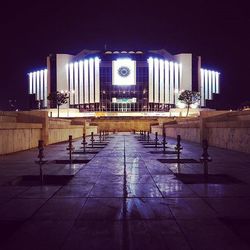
[1,0,249,110]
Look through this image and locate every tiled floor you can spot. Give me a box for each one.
[0,133,250,249]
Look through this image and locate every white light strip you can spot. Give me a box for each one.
[36,71,40,100]
[89,58,94,103]
[148,58,154,103]
[74,62,79,105]
[79,61,84,104]
[29,73,33,94]
[204,70,208,100]
[44,69,47,107]
[208,71,212,99]
[174,63,179,104]
[40,70,44,100]
[200,69,205,106]
[154,58,159,103]
[164,60,170,104]
[215,72,219,94]
[84,60,89,104]
[69,63,74,105]
[33,73,36,95]
[212,71,216,94]
[94,57,100,103]
[169,62,174,104]
[159,59,164,104]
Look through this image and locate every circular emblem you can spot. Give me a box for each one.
[118,66,130,77]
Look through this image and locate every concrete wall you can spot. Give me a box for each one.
[88,117,159,132]
[0,122,42,154]
[0,111,94,155]
[152,111,250,154]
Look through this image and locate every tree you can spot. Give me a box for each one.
[47,91,69,118]
[178,90,200,117]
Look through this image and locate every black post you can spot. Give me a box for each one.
[155,132,158,148]
[91,132,95,148]
[147,131,150,142]
[68,135,74,163]
[175,135,183,161]
[162,132,167,153]
[99,130,102,143]
[102,130,105,141]
[81,133,86,153]
[200,139,212,177]
[38,140,44,185]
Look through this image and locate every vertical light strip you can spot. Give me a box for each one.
[29,73,33,94]
[36,71,40,100]
[40,70,44,100]
[89,58,94,103]
[79,61,84,104]
[33,73,36,95]
[154,58,159,103]
[94,57,100,103]
[148,58,154,103]
[159,59,164,104]
[69,63,74,105]
[200,69,205,106]
[169,61,174,104]
[74,62,79,105]
[204,70,208,100]
[164,60,170,103]
[174,63,179,104]
[212,71,216,94]
[208,71,212,99]
[215,72,219,94]
[44,69,47,107]
[84,59,89,104]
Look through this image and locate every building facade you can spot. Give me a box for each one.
[28,49,220,111]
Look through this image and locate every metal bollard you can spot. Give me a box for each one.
[155,132,159,148]
[90,132,95,148]
[200,139,212,176]
[67,135,75,163]
[147,131,150,142]
[143,131,146,141]
[102,130,105,141]
[175,135,183,161]
[162,132,167,152]
[35,140,46,185]
[99,130,102,143]
[81,133,87,153]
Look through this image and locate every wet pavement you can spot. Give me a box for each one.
[0,133,250,249]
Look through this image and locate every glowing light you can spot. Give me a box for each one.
[148,57,154,103]
[176,102,186,108]
[190,102,199,109]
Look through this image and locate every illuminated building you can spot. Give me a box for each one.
[28,49,220,111]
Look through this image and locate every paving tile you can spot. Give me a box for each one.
[177,218,249,250]
[55,184,94,198]
[3,220,74,250]
[0,198,47,221]
[166,197,217,219]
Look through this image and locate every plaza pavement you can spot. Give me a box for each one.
[0,133,250,250]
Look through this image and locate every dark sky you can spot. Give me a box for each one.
[0,0,250,110]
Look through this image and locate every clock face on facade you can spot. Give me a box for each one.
[118,66,130,77]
